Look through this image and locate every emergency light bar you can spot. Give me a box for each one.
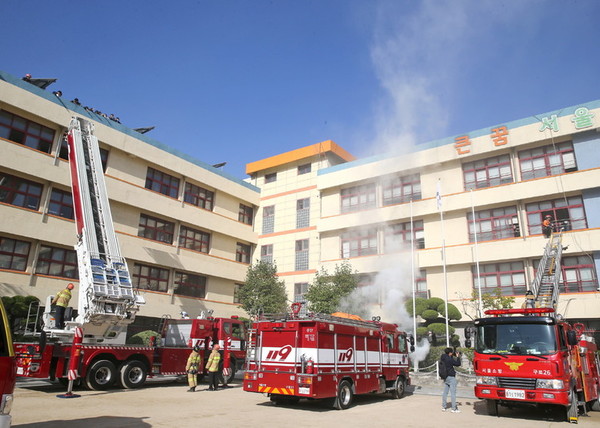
[485,308,555,316]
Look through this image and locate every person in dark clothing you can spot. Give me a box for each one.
[441,347,462,412]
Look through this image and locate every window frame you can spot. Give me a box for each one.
[382,173,422,205]
[0,172,43,211]
[145,167,180,198]
[262,205,275,234]
[296,198,310,229]
[463,154,513,190]
[132,263,169,292]
[35,244,78,279]
[236,242,251,264]
[341,183,377,213]
[295,239,309,271]
[384,220,424,251]
[138,214,175,244]
[525,196,587,235]
[179,225,210,254]
[0,236,31,271]
[238,204,253,225]
[473,261,526,296]
[467,206,519,242]
[48,188,74,219]
[174,271,207,298]
[265,172,277,183]
[298,163,311,175]
[519,142,577,180]
[183,182,214,211]
[0,109,55,154]
[341,228,378,258]
[260,244,273,264]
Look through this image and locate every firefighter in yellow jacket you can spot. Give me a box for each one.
[206,344,221,391]
[51,283,74,329]
[186,344,201,392]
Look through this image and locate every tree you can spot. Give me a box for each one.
[461,288,515,320]
[304,261,358,314]
[237,261,288,318]
[1,295,40,335]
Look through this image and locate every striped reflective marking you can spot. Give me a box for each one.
[68,369,77,381]
[258,386,294,395]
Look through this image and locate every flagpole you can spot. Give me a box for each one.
[437,180,450,348]
[471,189,483,317]
[410,199,418,372]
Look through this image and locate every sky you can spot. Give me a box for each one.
[2,0,600,179]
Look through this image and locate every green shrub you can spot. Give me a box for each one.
[427,322,455,336]
[437,302,462,321]
[405,298,429,317]
[421,309,440,321]
[426,297,444,310]
[128,330,159,346]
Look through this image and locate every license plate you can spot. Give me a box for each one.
[505,389,525,399]
[17,367,24,375]
[298,387,310,395]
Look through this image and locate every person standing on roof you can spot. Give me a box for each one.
[185,344,201,392]
[51,283,74,329]
[206,343,221,391]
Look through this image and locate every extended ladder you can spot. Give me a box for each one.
[529,232,563,313]
[64,117,143,338]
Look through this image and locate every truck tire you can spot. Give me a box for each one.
[391,376,406,399]
[85,360,117,390]
[486,399,498,416]
[590,396,600,412]
[334,380,353,410]
[119,360,147,389]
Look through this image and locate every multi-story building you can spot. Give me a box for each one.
[248,100,600,336]
[0,70,259,328]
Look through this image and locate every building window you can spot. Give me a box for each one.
[0,236,30,271]
[179,226,210,253]
[560,256,598,293]
[174,271,206,298]
[36,245,78,279]
[0,110,55,154]
[533,256,598,293]
[236,242,251,264]
[260,244,273,264]
[341,183,376,213]
[416,269,428,299]
[262,205,275,234]
[473,262,526,296]
[59,141,109,172]
[463,154,513,190]
[526,196,586,235]
[184,182,214,210]
[296,198,310,228]
[0,172,43,210]
[265,172,277,183]
[341,228,378,258]
[295,239,309,271]
[382,174,421,205]
[519,142,577,180]
[298,163,311,175]
[138,214,174,244]
[48,188,74,219]
[294,282,309,300]
[467,206,519,242]
[233,283,244,304]
[145,167,180,198]
[132,263,169,292]
[384,220,424,251]
[238,203,253,225]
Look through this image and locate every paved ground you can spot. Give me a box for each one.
[11,376,600,428]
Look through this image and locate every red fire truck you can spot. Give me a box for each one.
[13,117,246,390]
[15,315,246,390]
[473,232,600,423]
[243,306,413,410]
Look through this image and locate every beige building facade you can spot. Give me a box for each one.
[249,100,600,336]
[0,70,259,323]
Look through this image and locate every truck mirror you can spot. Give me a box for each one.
[410,345,415,353]
[567,330,578,346]
[464,339,472,348]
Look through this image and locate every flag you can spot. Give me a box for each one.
[436,180,442,211]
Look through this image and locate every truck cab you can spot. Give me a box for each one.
[0,300,16,428]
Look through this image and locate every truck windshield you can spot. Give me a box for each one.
[476,323,557,355]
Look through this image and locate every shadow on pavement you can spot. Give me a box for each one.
[14,416,151,428]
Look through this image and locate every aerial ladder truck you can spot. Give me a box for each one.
[473,229,600,423]
[14,118,246,390]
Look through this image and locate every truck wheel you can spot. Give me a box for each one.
[486,399,498,416]
[334,380,353,410]
[85,360,117,390]
[566,388,579,423]
[391,376,405,399]
[590,397,600,412]
[119,360,147,389]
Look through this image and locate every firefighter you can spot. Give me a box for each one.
[206,344,221,391]
[51,283,74,329]
[185,344,201,392]
[542,215,553,238]
[521,290,538,309]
